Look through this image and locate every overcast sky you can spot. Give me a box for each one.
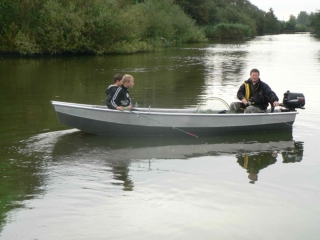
[249,0,319,21]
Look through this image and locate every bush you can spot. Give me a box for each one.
[136,0,206,44]
[0,0,206,55]
[0,0,20,51]
[205,23,253,39]
[295,24,309,32]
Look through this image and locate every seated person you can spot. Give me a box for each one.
[230,68,279,113]
[106,74,123,108]
[110,74,135,111]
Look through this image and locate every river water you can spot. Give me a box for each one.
[1,33,320,239]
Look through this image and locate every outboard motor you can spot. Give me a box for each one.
[281,90,305,111]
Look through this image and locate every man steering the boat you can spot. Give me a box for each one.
[109,74,134,111]
[230,68,279,113]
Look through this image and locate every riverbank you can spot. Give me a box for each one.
[0,0,282,56]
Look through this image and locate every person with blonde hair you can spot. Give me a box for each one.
[110,74,135,110]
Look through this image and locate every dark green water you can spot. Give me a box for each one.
[1,34,320,239]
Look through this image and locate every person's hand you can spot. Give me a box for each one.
[126,106,132,110]
[116,106,123,111]
[273,101,279,107]
[241,98,248,105]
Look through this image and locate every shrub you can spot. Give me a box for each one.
[0,0,206,55]
[205,23,253,39]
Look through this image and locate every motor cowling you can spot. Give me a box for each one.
[282,90,305,110]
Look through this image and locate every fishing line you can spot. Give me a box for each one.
[126,110,199,138]
[264,111,308,134]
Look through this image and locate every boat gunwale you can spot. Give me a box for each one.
[51,101,299,117]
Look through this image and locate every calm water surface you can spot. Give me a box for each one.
[1,33,320,239]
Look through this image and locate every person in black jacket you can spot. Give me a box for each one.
[106,74,123,109]
[110,74,135,111]
[230,69,279,113]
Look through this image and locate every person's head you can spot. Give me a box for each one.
[250,68,260,84]
[113,74,123,86]
[248,173,258,181]
[122,74,134,89]
[272,151,278,158]
[248,168,258,184]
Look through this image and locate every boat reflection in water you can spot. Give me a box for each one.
[236,141,303,184]
[49,129,304,188]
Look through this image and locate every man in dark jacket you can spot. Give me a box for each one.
[106,74,123,109]
[230,69,279,113]
[110,74,134,111]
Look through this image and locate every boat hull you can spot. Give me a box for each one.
[52,101,297,136]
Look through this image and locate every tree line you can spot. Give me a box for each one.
[282,11,320,35]
[0,0,319,55]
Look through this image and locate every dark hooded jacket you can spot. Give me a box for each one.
[105,85,118,109]
[237,78,279,110]
[109,85,132,109]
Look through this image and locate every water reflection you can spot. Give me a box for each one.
[237,152,277,183]
[203,44,248,83]
[236,140,303,184]
[108,160,134,191]
[0,128,305,232]
[282,141,304,163]
[0,137,49,231]
[49,130,304,188]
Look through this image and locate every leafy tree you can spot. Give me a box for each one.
[285,15,297,30]
[173,0,209,25]
[297,11,309,26]
[1,0,304,54]
[264,8,281,34]
[309,11,320,36]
